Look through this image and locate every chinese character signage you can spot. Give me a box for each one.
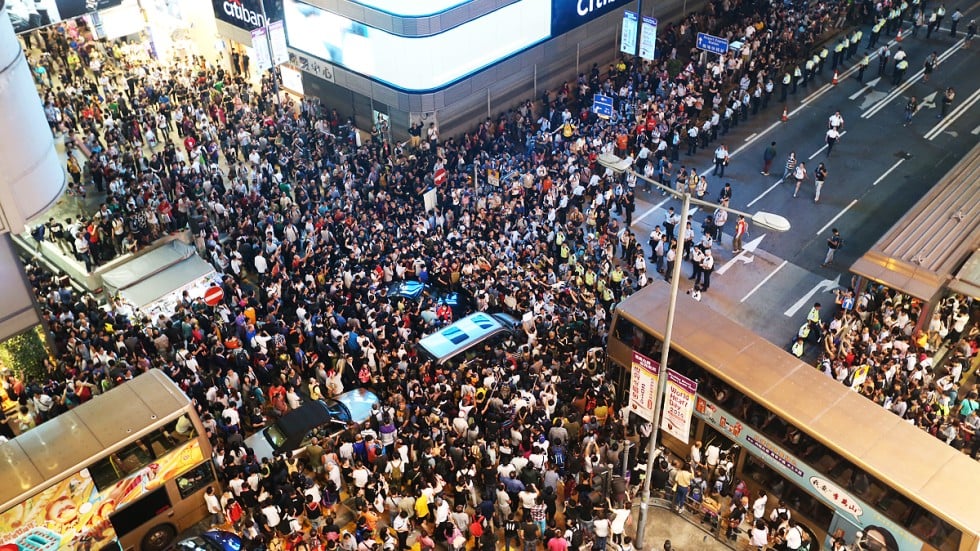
[629,351,659,421]
[693,396,925,551]
[661,369,696,443]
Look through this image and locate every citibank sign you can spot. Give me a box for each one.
[224,0,266,26]
[212,0,281,31]
[552,0,623,36]
[576,0,617,16]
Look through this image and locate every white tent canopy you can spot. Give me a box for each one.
[101,241,216,309]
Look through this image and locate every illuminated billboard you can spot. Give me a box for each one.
[6,0,123,34]
[346,0,471,17]
[284,0,551,91]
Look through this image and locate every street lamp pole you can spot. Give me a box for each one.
[633,188,689,551]
[596,155,789,550]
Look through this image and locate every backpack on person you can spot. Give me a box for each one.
[551,444,567,470]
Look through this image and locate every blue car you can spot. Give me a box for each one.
[385,280,474,321]
[176,531,242,551]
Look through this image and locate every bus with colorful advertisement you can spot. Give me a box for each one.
[607,283,980,551]
[0,369,217,551]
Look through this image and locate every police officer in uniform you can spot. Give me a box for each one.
[781,71,791,102]
[832,39,844,70]
[857,53,870,82]
[792,65,802,93]
[893,57,909,85]
[819,46,829,73]
[849,30,861,59]
[763,78,774,108]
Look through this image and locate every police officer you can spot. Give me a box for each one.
[819,46,829,73]
[926,9,938,38]
[763,78,774,109]
[869,18,883,48]
[893,47,907,75]
[857,52,870,82]
[877,45,890,77]
[781,71,791,102]
[849,30,861,59]
[832,39,845,70]
[893,57,909,85]
[792,65,802,93]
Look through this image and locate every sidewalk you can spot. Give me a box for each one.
[638,500,734,551]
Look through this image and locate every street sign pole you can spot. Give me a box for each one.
[258,0,281,107]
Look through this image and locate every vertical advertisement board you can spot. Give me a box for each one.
[661,369,696,443]
[638,16,657,60]
[629,350,659,421]
[620,11,637,55]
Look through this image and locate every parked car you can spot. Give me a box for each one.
[385,280,474,322]
[244,388,379,460]
[176,530,242,551]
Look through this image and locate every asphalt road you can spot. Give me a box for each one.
[627,12,980,349]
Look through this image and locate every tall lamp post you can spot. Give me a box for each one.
[598,154,790,550]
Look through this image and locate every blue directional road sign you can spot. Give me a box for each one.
[593,93,614,119]
[696,32,729,55]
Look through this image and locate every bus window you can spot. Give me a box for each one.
[110,486,172,537]
[742,454,833,528]
[176,463,215,500]
[89,423,190,491]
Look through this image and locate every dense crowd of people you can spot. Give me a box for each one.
[5,0,977,550]
[805,285,980,457]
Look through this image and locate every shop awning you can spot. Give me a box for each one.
[101,241,216,309]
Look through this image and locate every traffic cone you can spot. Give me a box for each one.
[896,29,903,42]
[781,107,788,122]
[832,70,839,85]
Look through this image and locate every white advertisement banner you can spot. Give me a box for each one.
[620,11,637,55]
[629,351,659,421]
[269,20,289,66]
[251,26,272,72]
[661,369,697,443]
[639,16,658,61]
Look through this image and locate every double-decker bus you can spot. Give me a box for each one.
[608,283,980,551]
[0,369,217,551]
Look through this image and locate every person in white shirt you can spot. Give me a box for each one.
[204,487,224,526]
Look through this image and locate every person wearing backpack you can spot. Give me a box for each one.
[822,228,843,267]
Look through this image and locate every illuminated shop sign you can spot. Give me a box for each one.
[550,0,624,36]
[210,0,283,31]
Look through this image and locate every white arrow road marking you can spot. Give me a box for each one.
[972,124,980,135]
[918,91,938,111]
[784,275,842,317]
[858,90,889,110]
[716,235,765,275]
[848,77,882,100]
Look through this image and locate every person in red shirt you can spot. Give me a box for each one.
[183,134,197,153]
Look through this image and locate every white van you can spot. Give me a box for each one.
[417,311,521,365]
